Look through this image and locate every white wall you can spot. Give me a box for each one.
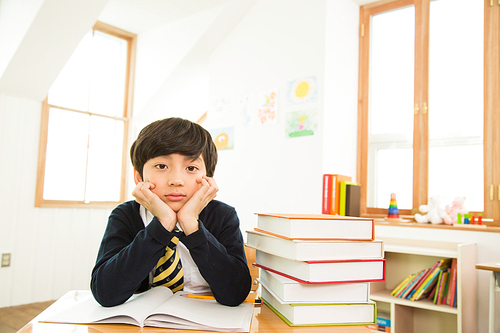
[206,0,327,234]
[0,94,110,307]
[323,0,360,179]
[0,0,362,308]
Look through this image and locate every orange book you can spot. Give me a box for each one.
[255,213,374,241]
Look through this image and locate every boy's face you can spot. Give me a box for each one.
[134,153,207,212]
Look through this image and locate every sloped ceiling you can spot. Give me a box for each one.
[97,0,230,34]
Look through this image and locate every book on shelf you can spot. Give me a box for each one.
[441,268,451,305]
[365,324,391,332]
[255,213,374,241]
[322,174,351,215]
[448,258,458,307]
[258,269,371,303]
[401,268,428,299]
[245,229,384,261]
[44,287,254,332]
[402,258,452,301]
[345,183,361,217]
[391,270,426,299]
[432,270,444,304]
[259,283,376,327]
[254,250,386,284]
[406,261,440,300]
[339,181,357,216]
[376,314,391,328]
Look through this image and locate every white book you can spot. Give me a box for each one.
[246,229,384,261]
[259,269,370,303]
[260,284,376,326]
[256,213,374,240]
[44,288,254,332]
[255,250,385,284]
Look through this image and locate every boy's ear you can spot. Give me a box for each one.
[133,168,143,185]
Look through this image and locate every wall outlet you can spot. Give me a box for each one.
[1,253,11,267]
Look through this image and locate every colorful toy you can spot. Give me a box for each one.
[414,195,448,224]
[443,196,468,225]
[387,193,400,219]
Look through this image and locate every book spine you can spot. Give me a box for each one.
[322,174,332,214]
[449,258,458,307]
[407,265,434,299]
[401,269,426,299]
[433,270,443,304]
[396,272,420,298]
[329,175,337,214]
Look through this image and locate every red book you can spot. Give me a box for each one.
[322,174,352,215]
[401,268,428,299]
[407,261,439,299]
[448,258,458,307]
[322,174,333,214]
[254,250,386,284]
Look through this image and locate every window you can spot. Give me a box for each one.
[36,22,136,208]
[358,0,500,225]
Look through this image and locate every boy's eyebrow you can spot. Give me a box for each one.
[185,155,204,163]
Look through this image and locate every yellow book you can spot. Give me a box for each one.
[391,273,415,296]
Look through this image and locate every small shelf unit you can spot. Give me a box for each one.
[371,237,477,333]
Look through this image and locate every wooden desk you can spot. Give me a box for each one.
[476,262,500,333]
[17,291,371,333]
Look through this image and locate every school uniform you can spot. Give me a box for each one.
[91,200,251,307]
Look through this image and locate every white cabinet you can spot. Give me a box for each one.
[371,237,477,333]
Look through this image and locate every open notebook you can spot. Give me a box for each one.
[44,287,254,332]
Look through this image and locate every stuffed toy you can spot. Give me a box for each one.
[414,196,447,224]
[443,196,468,225]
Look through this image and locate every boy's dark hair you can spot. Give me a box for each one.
[130,117,217,178]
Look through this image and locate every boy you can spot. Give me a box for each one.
[91,117,251,307]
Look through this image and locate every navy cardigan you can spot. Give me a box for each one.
[91,200,251,307]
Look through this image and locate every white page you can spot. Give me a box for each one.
[46,287,172,326]
[147,293,254,331]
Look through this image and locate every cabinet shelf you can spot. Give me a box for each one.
[372,237,477,333]
[371,289,457,315]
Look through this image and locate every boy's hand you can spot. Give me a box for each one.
[132,182,177,231]
[177,176,219,235]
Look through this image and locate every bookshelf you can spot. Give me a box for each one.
[370,237,477,333]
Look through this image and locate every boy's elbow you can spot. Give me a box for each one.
[91,277,127,307]
[216,276,252,306]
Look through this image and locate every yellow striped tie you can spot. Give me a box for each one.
[152,232,183,292]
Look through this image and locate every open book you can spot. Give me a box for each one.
[44,287,254,332]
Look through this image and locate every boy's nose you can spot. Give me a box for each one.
[168,173,184,187]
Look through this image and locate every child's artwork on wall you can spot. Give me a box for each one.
[257,91,278,126]
[285,109,318,138]
[210,127,234,150]
[286,76,317,106]
[236,94,256,127]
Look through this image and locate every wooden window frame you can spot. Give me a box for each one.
[357,0,500,226]
[35,22,136,208]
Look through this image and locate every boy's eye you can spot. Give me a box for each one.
[155,164,167,170]
[186,166,198,172]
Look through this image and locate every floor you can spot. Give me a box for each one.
[0,300,55,333]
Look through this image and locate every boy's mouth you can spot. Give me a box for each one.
[166,193,185,201]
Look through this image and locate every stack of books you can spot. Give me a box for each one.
[390,258,457,306]
[246,213,386,327]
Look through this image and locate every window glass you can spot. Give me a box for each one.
[368,6,415,208]
[85,116,124,202]
[89,31,128,117]
[43,108,88,201]
[39,24,132,206]
[428,0,484,210]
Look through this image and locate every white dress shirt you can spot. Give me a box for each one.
[140,205,210,294]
